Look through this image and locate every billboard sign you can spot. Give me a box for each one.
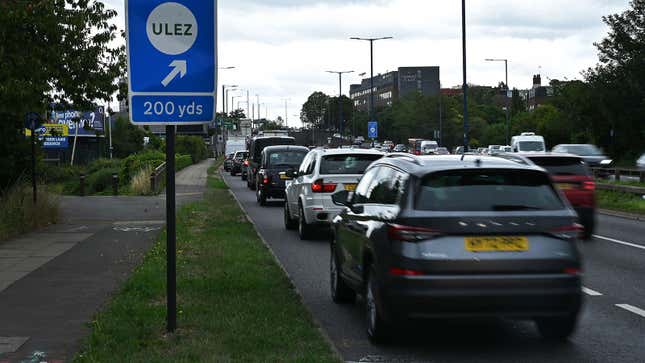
[50,107,105,136]
[25,123,69,137]
[40,136,69,149]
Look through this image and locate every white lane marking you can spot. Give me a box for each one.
[616,304,645,318]
[593,234,645,251]
[582,287,603,296]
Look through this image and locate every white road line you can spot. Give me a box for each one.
[582,287,603,296]
[616,304,645,318]
[593,234,645,251]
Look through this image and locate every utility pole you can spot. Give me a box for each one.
[326,70,354,142]
[461,0,469,151]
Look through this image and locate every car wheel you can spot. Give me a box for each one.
[250,176,257,191]
[257,188,267,206]
[366,267,390,344]
[330,244,355,303]
[298,203,313,240]
[536,314,578,341]
[284,202,297,230]
[241,173,247,181]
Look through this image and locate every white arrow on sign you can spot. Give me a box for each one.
[161,60,187,87]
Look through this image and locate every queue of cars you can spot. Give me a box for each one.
[224,133,617,345]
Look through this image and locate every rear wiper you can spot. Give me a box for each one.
[492,205,543,211]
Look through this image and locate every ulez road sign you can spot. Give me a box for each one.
[126,0,217,125]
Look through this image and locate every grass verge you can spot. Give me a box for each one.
[597,189,645,215]
[74,159,339,362]
[0,183,59,241]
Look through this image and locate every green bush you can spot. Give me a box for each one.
[87,168,120,194]
[0,182,59,241]
[120,150,165,184]
[86,158,123,175]
[39,163,82,184]
[175,154,192,171]
[176,135,208,163]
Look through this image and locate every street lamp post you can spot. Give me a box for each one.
[283,98,290,128]
[350,37,392,122]
[461,0,469,152]
[326,70,354,141]
[485,58,510,145]
[222,84,238,114]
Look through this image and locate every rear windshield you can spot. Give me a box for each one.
[527,157,590,176]
[563,145,603,156]
[234,152,248,160]
[416,169,564,211]
[267,151,307,168]
[319,154,382,175]
[518,141,545,151]
[253,138,295,161]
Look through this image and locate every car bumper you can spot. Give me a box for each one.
[379,273,582,321]
[258,185,286,199]
[303,205,344,224]
[575,207,595,228]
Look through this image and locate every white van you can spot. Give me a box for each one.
[225,137,247,155]
[420,140,439,154]
[511,132,546,152]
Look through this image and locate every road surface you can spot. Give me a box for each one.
[223,171,645,363]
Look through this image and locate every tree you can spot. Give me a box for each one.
[229,108,246,119]
[112,117,145,158]
[584,0,645,158]
[300,92,330,127]
[0,1,123,187]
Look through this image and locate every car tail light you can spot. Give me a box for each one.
[548,223,583,240]
[311,179,337,193]
[414,150,421,155]
[388,224,441,242]
[582,181,595,191]
[564,267,582,276]
[263,176,270,185]
[243,160,249,166]
[389,267,425,276]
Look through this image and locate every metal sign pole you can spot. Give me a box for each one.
[166,124,177,332]
[31,125,37,204]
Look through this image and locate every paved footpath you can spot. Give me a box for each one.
[0,159,213,362]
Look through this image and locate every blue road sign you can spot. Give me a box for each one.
[40,137,69,149]
[126,0,217,125]
[368,121,378,139]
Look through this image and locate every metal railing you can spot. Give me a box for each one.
[591,167,645,183]
[150,162,167,194]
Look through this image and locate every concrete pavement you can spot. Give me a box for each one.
[222,171,645,363]
[0,159,213,362]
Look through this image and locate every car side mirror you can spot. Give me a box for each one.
[332,190,354,207]
[285,169,297,178]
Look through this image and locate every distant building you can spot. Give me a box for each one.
[350,66,440,112]
[525,74,553,111]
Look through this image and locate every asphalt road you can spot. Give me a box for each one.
[223,172,645,363]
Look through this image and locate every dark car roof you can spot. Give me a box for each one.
[253,136,295,141]
[372,154,546,177]
[518,152,582,159]
[262,145,309,153]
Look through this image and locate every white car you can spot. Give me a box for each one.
[637,153,645,170]
[283,148,384,240]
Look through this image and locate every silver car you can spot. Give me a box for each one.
[283,148,384,240]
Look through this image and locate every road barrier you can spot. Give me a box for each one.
[592,167,645,183]
[596,183,645,195]
[150,162,167,194]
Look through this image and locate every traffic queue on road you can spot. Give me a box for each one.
[223,131,608,344]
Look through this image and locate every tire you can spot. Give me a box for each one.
[535,314,578,341]
[298,203,313,240]
[330,244,356,303]
[366,267,391,344]
[257,188,267,206]
[241,173,247,181]
[284,202,297,230]
[249,176,257,191]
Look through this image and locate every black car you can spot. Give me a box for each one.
[246,136,296,190]
[223,153,235,172]
[256,146,309,206]
[330,154,582,343]
[230,151,249,176]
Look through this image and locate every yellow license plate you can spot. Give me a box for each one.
[280,174,289,180]
[344,184,357,191]
[465,236,529,252]
[556,183,574,190]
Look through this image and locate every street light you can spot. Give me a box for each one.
[326,70,354,141]
[350,36,392,122]
[485,58,510,145]
[222,84,238,113]
[282,98,290,128]
[461,0,469,151]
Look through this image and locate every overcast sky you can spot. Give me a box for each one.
[106,0,630,125]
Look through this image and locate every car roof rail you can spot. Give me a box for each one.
[386,153,422,165]
[488,152,532,165]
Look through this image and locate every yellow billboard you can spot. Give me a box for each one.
[25,123,69,137]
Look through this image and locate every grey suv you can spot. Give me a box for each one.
[330,154,583,343]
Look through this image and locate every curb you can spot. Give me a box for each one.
[599,209,645,221]
[219,170,345,362]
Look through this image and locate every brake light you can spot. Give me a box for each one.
[414,150,421,155]
[549,223,583,240]
[582,181,595,191]
[263,176,270,185]
[564,267,582,276]
[243,160,249,166]
[389,267,425,276]
[311,179,337,193]
[388,224,441,242]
